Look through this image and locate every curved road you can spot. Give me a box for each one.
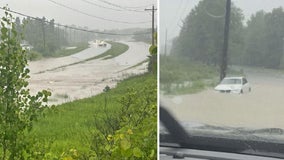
[28,41,150,105]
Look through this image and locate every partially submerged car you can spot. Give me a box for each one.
[214,77,251,94]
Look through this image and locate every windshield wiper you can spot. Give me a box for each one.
[160,105,191,145]
[160,105,284,159]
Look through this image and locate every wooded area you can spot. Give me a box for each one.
[170,0,284,69]
[15,17,93,57]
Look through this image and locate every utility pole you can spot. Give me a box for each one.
[280,37,284,69]
[164,28,168,55]
[145,5,157,46]
[64,26,67,42]
[220,0,231,81]
[57,25,60,45]
[41,19,46,51]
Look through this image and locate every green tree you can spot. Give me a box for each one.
[244,7,284,68]
[0,10,51,159]
[263,7,284,68]
[171,0,244,66]
[148,32,157,74]
[243,11,267,66]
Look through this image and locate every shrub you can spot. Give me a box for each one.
[0,9,51,159]
[89,77,157,159]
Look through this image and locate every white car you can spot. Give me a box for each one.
[214,77,251,94]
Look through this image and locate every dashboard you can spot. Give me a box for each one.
[160,146,284,160]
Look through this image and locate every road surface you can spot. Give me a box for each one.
[28,41,150,105]
[161,67,284,129]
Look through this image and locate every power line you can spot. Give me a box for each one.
[124,4,153,9]
[81,0,151,12]
[47,0,151,24]
[80,0,123,11]
[96,0,147,12]
[0,7,151,36]
[100,0,153,9]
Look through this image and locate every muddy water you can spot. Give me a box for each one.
[28,41,111,74]
[161,68,284,129]
[28,41,150,105]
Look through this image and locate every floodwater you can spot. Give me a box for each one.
[161,67,284,129]
[28,41,150,105]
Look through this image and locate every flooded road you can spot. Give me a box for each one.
[28,41,150,105]
[28,42,111,74]
[161,67,284,129]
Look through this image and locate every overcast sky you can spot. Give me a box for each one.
[0,0,156,30]
[160,0,284,44]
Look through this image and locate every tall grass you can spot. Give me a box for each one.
[160,55,219,94]
[30,73,156,157]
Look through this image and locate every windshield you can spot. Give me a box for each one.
[220,78,241,84]
[160,0,284,158]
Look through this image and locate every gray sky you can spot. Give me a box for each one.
[0,0,156,30]
[160,0,284,44]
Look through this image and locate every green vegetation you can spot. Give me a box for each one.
[50,43,89,58]
[30,73,157,159]
[160,55,245,95]
[26,50,43,61]
[163,0,284,94]
[243,9,284,68]
[160,55,219,94]
[90,41,129,60]
[15,16,93,57]
[0,10,51,159]
[171,0,284,69]
[1,9,157,159]
[36,41,129,74]
[26,43,89,61]
[148,32,158,74]
[171,0,244,66]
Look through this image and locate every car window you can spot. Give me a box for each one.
[243,78,248,84]
[221,78,241,84]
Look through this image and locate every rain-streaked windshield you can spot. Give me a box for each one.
[160,0,284,153]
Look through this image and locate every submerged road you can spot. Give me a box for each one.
[28,41,150,105]
[161,67,284,129]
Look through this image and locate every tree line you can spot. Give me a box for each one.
[171,0,284,69]
[15,17,93,56]
[14,16,152,57]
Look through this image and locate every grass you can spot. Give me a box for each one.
[160,55,219,94]
[35,41,129,74]
[27,43,89,62]
[160,56,249,95]
[86,41,129,60]
[51,43,89,58]
[30,73,156,156]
